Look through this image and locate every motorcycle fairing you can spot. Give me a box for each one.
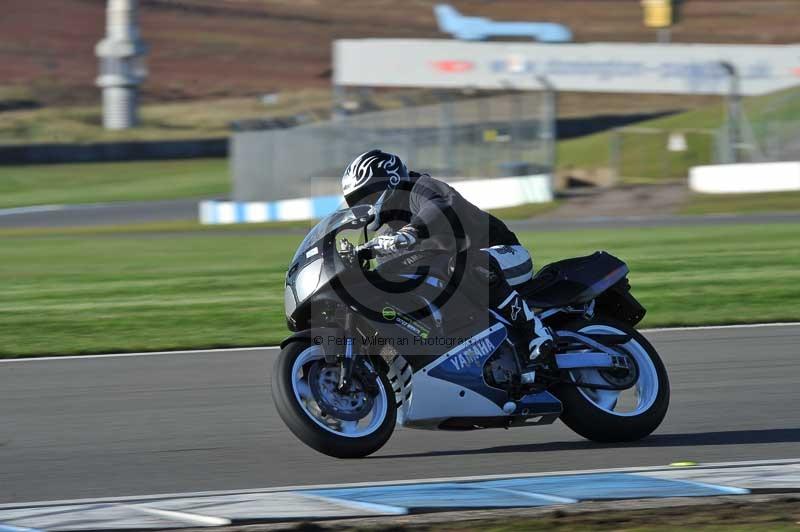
[399,323,562,429]
[426,324,509,406]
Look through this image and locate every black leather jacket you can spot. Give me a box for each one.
[382,173,520,254]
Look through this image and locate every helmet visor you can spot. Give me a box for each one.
[344,176,392,208]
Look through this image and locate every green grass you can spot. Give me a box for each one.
[0,149,559,213]
[558,86,800,182]
[0,88,456,145]
[681,191,800,215]
[0,91,334,144]
[1,221,798,357]
[0,159,228,207]
[489,200,559,219]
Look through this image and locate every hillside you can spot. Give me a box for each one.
[2,0,800,106]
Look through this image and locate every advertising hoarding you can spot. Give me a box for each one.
[335,39,800,95]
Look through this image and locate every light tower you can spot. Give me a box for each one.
[95,0,147,129]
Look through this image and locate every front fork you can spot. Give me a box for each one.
[335,312,380,396]
[338,337,355,391]
[337,312,356,392]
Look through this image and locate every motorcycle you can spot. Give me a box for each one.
[272,204,670,458]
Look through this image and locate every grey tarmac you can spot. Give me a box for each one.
[1,199,800,231]
[0,199,199,229]
[0,324,798,504]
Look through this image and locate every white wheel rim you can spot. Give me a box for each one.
[568,324,659,417]
[290,346,389,438]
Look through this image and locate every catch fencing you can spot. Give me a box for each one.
[608,87,800,182]
[738,88,800,163]
[609,127,719,182]
[232,92,553,201]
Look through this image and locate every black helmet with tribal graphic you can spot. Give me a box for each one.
[341,150,409,207]
[341,150,410,230]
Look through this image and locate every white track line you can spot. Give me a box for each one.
[2,458,797,510]
[0,345,278,363]
[657,478,749,496]
[643,322,800,332]
[2,322,799,363]
[121,505,231,526]
[298,493,407,516]
[0,205,65,217]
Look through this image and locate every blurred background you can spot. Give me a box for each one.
[1,0,799,356]
[2,3,800,524]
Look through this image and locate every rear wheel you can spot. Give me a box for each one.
[553,317,670,442]
[271,340,396,458]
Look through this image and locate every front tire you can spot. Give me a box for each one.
[554,317,670,442]
[271,341,396,458]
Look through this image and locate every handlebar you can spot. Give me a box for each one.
[346,237,417,264]
[354,242,377,261]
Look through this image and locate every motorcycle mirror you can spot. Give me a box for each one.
[348,204,376,227]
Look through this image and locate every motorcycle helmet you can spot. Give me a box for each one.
[341,149,410,230]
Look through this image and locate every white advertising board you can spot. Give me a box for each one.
[335,39,800,95]
[689,162,800,194]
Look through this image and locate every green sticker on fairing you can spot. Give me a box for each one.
[382,305,430,339]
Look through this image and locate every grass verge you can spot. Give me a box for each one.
[489,200,560,220]
[316,497,800,531]
[681,191,800,215]
[558,86,800,182]
[1,221,798,358]
[0,158,228,208]
[0,92,334,144]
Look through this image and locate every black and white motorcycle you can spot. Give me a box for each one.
[273,205,670,458]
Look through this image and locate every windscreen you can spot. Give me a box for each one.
[290,208,358,265]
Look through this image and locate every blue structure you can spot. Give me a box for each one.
[435,4,572,42]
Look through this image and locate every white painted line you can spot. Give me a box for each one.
[642,322,800,333]
[3,321,798,363]
[0,205,65,217]
[482,487,577,505]
[0,345,280,363]
[121,505,231,527]
[664,478,750,496]
[3,458,797,510]
[298,493,407,516]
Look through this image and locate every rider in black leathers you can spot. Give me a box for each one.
[341,149,555,373]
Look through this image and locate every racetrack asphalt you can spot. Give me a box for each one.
[2,199,800,230]
[0,199,199,229]
[1,324,798,504]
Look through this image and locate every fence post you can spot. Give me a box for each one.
[610,129,622,182]
[477,94,491,176]
[537,77,557,190]
[438,91,455,176]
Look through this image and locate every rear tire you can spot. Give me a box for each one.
[553,316,670,442]
[271,340,396,458]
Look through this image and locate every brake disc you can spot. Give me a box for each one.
[308,362,375,422]
[598,350,639,389]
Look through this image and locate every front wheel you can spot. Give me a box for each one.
[553,317,670,442]
[271,341,396,458]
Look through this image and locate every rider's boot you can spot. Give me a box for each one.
[495,290,555,384]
